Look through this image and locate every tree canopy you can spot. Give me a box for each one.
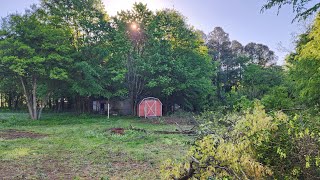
[0,2,219,117]
[287,13,320,106]
[262,0,320,21]
[0,1,286,119]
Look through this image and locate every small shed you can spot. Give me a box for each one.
[138,97,162,118]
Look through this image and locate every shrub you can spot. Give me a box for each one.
[161,102,320,179]
[261,86,294,111]
[226,87,253,112]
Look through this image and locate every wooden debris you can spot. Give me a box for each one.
[110,128,125,135]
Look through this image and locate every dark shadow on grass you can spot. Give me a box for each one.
[0,112,139,127]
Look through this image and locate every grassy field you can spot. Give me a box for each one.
[0,113,193,180]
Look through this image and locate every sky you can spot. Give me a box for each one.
[0,0,313,65]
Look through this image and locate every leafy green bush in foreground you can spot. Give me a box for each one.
[161,102,320,179]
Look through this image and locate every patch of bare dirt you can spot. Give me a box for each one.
[0,155,74,180]
[110,128,125,135]
[0,129,47,139]
[108,161,156,180]
[0,149,159,180]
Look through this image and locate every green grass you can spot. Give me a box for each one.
[0,113,193,179]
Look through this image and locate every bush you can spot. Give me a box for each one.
[226,87,253,112]
[161,102,320,179]
[168,109,196,125]
[261,86,294,111]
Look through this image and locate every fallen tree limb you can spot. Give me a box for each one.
[153,130,196,135]
[128,125,196,135]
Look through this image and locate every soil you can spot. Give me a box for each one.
[0,155,74,180]
[110,128,125,135]
[0,129,47,139]
[0,153,155,180]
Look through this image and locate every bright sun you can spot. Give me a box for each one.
[103,0,171,16]
[131,23,138,30]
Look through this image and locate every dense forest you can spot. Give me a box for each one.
[0,0,279,119]
[1,0,320,179]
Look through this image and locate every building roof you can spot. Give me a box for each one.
[139,97,162,105]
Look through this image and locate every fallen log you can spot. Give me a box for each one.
[108,124,198,135]
[153,130,196,135]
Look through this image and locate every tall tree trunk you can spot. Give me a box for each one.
[61,97,65,112]
[8,93,13,110]
[48,98,52,110]
[88,97,92,113]
[37,108,44,119]
[55,99,59,112]
[37,92,50,120]
[14,95,20,110]
[133,99,137,116]
[20,77,36,120]
[32,76,37,119]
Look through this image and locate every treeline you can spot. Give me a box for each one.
[162,12,320,179]
[0,0,279,119]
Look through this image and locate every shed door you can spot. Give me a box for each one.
[145,100,156,117]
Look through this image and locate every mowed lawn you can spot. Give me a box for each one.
[0,113,193,179]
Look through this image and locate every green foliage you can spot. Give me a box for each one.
[0,7,74,119]
[261,85,294,110]
[244,42,276,66]
[0,12,72,78]
[112,4,214,112]
[195,110,241,137]
[256,113,320,179]
[241,64,284,99]
[226,87,253,111]
[206,26,277,107]
[0,1,286,116]
[287,13,320,108]
[161,102,320,179]
[262,0,320,21]
[41,0,113,98]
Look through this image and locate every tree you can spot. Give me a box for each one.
[0,8,73,119]
[261,0,320,21]
[231,40,249,86]
[261,85,294,110]
[41,0,113,112]
[207,27,232,62]
[144,9,213,112]
[287,13,320,107]
[241,64,283,99]
[112,4,214,114]
[195,29,207,43]
[206,28,252,103]
[111,3,154,115]
[231,40,244,56]
[244,42,276,67]
[0,75,23,110]
[207,27,232,102]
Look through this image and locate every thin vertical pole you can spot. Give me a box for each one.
[107,103,110,119]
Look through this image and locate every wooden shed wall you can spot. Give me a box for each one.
[138,98,162,117]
